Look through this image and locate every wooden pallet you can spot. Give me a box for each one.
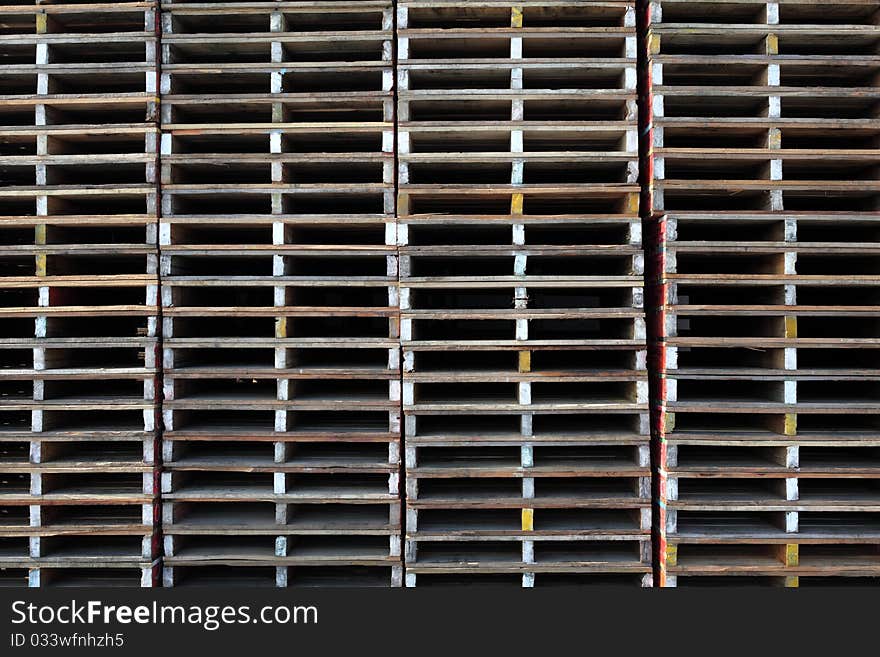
[159,564,399,587]
[407,572,652,586]
[158,0,401,587]
[0,562,160,588]
[398,1,649,586]
[648,0,880,586]
[0,0,160,587]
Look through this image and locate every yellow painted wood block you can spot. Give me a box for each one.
[626,192,640,214]
[511,193,524,216]
[275,317,287,339]
[785,316,797,338]
[664,412,675,434]
[511,7,523,28]
[766,34,779,55]
[665,544,677,567]
[784,414,797,436]
[518,351,531,373]
[786,544,799,567]
[521,508,533,531]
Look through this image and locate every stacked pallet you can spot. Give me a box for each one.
[649,0,880,586]
[158,0,401,586]
[398,1,651,586]
[0,1,160,587]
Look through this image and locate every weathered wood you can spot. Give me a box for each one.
[397,0,648,586]
[0,0,161,587]
[156,0,401,586]
[650,0,880,587]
